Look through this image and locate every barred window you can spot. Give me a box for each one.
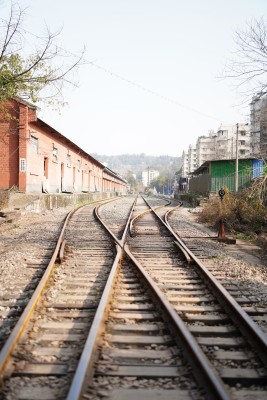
[20,158,26,172]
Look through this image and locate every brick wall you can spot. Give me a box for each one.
[0,99,127,194]
[0,100,20,190]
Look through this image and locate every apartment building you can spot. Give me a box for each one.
[142,169,160,187]
[196,131,216,167]
[182,123,252,178]
[250,92,267,156]
[182,144,198,177]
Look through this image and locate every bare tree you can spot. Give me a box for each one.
[223,17,267,99]
[0,1,85,111]
[225,18,267,154]
[222,18,267,202]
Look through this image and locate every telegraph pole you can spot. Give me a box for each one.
[235,123,239,192]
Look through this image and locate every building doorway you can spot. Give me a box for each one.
[44,157,48,179]
[61,163,64,192]
[73,167,76,192]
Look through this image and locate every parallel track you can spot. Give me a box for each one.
[135,195,267,397]
[0,194,266,399]
[0,199,120,399]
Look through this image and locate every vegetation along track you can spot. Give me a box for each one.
[0,194,266,399]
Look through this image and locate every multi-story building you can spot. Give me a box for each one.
[181,123,252,178]
[142,169,159,187]
[250,92,267,156]
[188,144,197,173]
[196,131,216,167]
[216,123,251,159]
[181,145,198,177]
[181,150,189,177]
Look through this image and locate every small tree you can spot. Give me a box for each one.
[124,171,138,192]
[150,175,168,194]
[0,2,84,113]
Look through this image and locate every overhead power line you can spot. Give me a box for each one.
[87,60,222,122]
[23,28,222,122]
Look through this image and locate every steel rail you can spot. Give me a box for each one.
[164,199,183,221]
[0,196,121,380]
[66,245,122,400]
[67,197,138,399]
[94,195,138,248]
[66,195,231,400]
[124,244,231,400]
[120,195,138,245]
[129,208,152,236]
[146,197,267,367]
[0,205,77,378]
[129,195,169,236]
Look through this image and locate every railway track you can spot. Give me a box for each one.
[163,201,267,335]
[0,194,266,399]
[0,198,123,399]
[130,195,267,398]
[81,254,206,400]
[0,210,69,353]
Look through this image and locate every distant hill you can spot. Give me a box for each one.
[92,153,182,180]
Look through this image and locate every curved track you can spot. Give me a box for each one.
[0,199,121,399]
[0,194,266,400]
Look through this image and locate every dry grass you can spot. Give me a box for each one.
[198,189,267,235]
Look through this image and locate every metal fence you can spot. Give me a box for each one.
[189,171,253,193]
[211,171,252,192]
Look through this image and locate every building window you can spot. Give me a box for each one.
[85,163,88,173]
[52,146,58,162]
[240,140,246,146]
[67,154,71,167]
[20,158,26,172]
[30,136,38,153]
[77,160,81,170]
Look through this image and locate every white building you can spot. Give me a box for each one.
[216,123,251,159]
[181,144,198,177]
[181,150,189,177]
[196,131,216,167]
[181,123,252,178]
[142,169,160,187]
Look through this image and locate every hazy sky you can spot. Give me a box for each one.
[1,0,266,157]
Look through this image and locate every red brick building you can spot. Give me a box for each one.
[0,99,127,194]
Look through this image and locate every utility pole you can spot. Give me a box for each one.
[235,123,239,192]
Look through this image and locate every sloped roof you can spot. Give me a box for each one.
[190,157,260,176]
[13,97,127,183]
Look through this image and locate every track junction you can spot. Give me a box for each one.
[0,195,266,399]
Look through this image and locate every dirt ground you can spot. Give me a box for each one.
[178,205,267,268]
